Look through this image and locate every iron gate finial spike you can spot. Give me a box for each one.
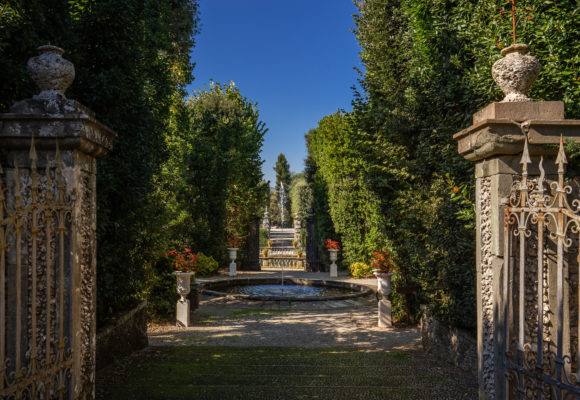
[538,156,545,185]
[555,134,567,167]
[29,137,37,165]
[520,134,532,166]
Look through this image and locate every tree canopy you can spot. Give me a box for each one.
[273,153,292,226]
[306,0,579,329]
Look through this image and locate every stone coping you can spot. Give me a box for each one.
[199,277,374,302]
[97,300,148,338]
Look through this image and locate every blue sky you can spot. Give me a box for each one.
[186,0,362,186]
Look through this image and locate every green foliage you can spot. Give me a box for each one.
[306,0,578,329]
[196,253,219,276]
[306,112,392,265]
[268,190,278,225]
[348,262,374,279]
[304,153,337,267]
[273,153,292,226]
[445,174,475,229]
[143,257,179,320]
[290,174,313,221]
[259,228,269,247]
[0,0,200,324]
[156,82,268,264]
[274,153,292,191]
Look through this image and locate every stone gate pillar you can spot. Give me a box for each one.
[0,46,114,399]
[453,40,580,399]
[454,100,580,398]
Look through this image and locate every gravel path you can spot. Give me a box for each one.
[97,272,478,399]
[148,295,420,349]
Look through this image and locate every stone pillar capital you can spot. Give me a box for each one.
[0,97,115,158]
[454,101,580,163]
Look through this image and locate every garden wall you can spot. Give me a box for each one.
[96,300,148,370]
[420,308,477,376]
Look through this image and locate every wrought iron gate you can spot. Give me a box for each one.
[0,141,74,399]
[503,135,580,399]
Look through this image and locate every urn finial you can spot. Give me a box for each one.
[492,43,540,102]
[27,45,75,99]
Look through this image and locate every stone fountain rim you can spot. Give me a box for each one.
[199,277,374,302]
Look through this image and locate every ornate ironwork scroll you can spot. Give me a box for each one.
[503,135,580,399]
[0,140,74,399]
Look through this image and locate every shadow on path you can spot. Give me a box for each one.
[96,294,477,399]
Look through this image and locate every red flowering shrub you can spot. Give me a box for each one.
[166,249,199,273]
[325,239,340,250]
[370,250,396,274]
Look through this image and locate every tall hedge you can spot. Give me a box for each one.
[306,0,579,329]
[1,0,200,323]
[157,82,268,261]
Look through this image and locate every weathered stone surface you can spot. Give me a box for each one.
[176,300,191,327]
[421,310,477,375]
[0,97,115,158]
[96,301,148,370]
[492,44,540,102]
[378,299,392,328]
[27,45,75,99]
[473,101,564,124]
[454,118,580,162]
[0,45,115,399]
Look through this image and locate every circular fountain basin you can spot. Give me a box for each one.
[199,278,373,301]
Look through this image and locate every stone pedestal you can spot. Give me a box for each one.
[330,264,337,278]
[378,299,392,328]
[176,300,191,328]
[454,101,580,400]
[0,47,115,398]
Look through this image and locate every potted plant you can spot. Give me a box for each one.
[262,248,269,257]
[371,250,397,297]
[267,240,273,248]
[325,239,340,277]
[292,239,299,248]
[296,248,303,258]
[166,249,199,302]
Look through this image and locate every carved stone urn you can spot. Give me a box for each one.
[491,43,540,102]
[227,247,238,277]
[328,249,338,278]
[373,271,394,296]
[373,271,394,328]
[173,271,195,302]
[27,45,75,99]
